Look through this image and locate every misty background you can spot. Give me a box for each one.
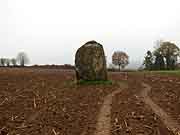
[1,0,180,69]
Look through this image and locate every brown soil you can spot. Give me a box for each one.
[141,83,180,135]
[111,73,174,135]
[144,73,180,125]
[0,68,119,135]
[94,89,123,135]
[0,69,178,135]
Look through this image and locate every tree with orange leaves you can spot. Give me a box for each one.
[112,51,129,71]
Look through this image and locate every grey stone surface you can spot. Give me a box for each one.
[75,41,108,81]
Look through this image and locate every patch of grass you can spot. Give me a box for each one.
[115,80,128,89]
[150,70,180,76]
[63,80,77,88]
[77,80,113,85]
[64,79,129,87]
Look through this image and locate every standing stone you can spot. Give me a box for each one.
[75,40,108,81]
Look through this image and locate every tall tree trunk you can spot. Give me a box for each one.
[119,64,121,72]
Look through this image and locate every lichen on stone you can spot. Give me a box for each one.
[75,40,108,81]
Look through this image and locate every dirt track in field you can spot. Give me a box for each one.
[141,83,180,135]
[144,73,180,126]
[94,89,123,135]
[111,73,174,135]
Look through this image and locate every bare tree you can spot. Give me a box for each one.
[11,58,17,67]
[112,51,129,71]
[0,58,6,67]
[17,52,29,67]
[5,58,10,67]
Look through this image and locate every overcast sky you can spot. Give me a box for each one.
[1,0,180,68]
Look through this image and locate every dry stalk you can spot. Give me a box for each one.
[0,127,6,132]
[11,115,14,121]
[111,126,122,133]
[33,97,37,109]
[52,129,60,135]
[0,98,8,105]
[11,115,18,121]
[124,120,128,128]
[44,98,47,104]
[15,124,32,129]
[115,118,118,123]
[144,125,153,129]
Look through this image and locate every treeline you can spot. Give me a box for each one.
[0,52,29,67]
[31,64,75,69]
[143,40,180,70]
